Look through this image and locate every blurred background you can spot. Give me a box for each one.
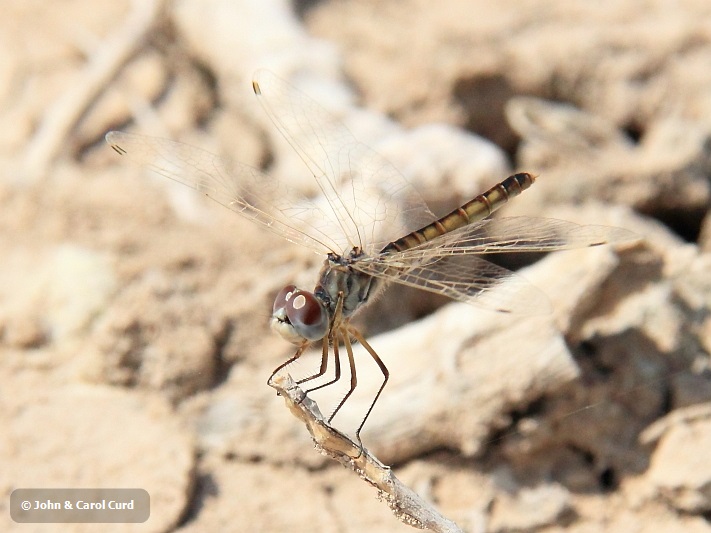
[1,0,711,531]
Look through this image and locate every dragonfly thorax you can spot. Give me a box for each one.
[315,249,379,319]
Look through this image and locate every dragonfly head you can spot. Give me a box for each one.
[270,285,329,344]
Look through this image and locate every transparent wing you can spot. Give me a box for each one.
[358,253,552,315]
[105,131,346,254]
[353,216,638,314]
[382,216,640,262]
[252,69,436,254]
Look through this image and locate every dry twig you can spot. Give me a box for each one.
[23,0,165,181]
[269,374,464,533]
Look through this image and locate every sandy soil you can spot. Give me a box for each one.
[2,0,711,532]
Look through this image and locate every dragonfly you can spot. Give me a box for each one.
[106,70,636,449]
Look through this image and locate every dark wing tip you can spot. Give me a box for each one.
[104,131,127,155]
[252,80,262,96]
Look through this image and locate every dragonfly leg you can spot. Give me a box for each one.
[303,338,342,395]
[328,327,358,425]
[297,338,330,385]
[331,290,345,326]
[267,341,309,388]
[348,325,389,453]
[298,290,345,389]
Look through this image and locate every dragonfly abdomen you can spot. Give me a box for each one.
[382,172,535,253]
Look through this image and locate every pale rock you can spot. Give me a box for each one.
[644,413,711,513]
[489,482,571,532]
[0,244,116,344]
[375,122,510,203]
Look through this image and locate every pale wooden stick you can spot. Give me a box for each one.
[269,373,463,533]
[23,0,165,181]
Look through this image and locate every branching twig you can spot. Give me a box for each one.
[269,374,464,533]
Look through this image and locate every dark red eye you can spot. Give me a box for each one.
[285,290,328,341]
[273,285,297,314]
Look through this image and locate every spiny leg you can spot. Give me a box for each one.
[328,327,358,425]
[297,338,330,386]
[268,341,310,386]
[298,291,345,389]
[299,291,343,394]
[303,336,342,395]
[348,325,389,447]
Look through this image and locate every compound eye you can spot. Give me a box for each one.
[273,285,297,314]
[285,290,329,341]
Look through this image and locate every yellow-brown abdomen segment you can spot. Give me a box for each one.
[382,172,535,253]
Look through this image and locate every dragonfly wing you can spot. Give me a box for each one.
[355,253,552,315]
[390,216,639,260]
[105,131,345,254]
[252,69,436,254]
[354,215,637,314]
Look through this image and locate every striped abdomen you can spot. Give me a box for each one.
[381,172,535,253]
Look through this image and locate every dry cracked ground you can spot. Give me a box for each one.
[2,1,711,532]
